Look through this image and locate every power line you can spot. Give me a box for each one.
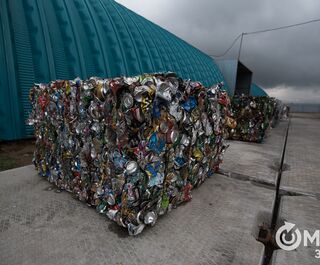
[244,18,320,35]
[209,33,242,57]
[209,18,320,58]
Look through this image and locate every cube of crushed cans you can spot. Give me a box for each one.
[28,72,232,235]
[271,99,290,126]
[227,95,278,143]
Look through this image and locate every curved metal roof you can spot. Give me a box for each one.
[0,0,226,140]
[250,83,268,97]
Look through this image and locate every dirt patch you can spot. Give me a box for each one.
[0,139,35,171]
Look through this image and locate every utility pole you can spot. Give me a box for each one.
[237,33,245,61]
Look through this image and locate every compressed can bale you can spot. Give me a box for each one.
[28,72,231,235]
[228,95,277,143]
[272,99,290,126]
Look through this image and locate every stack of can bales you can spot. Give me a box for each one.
[228,95,277,143]
[29,72,231,235]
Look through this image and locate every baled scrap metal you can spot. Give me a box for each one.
[274,99,290,122]
[270,99,282,127]
[280,104,290,120]
[28,73,231,235]
[270,99,286,128]
[228,95,276,143]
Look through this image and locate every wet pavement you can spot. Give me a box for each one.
[0,113,319,265]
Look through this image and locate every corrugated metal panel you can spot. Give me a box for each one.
[0,0,20,139]
[250,83,268,97]
[0,0,226,140]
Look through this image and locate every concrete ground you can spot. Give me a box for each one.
[221,120,288,186]
[272,196,320,265]
[280,113,320,197]
[0,166,269,265]
[0,113,319,265]
[272,113,320,265]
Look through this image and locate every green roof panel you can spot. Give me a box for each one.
[250,83,268,97]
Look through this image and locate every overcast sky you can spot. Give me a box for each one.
[116,0,320,103]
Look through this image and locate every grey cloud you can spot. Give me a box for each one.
[116,0,320,102]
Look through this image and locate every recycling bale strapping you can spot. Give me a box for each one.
[29,72,231,235]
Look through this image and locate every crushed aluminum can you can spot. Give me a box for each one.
[106,209,119,220]
[166,129,179,144]
[180,134,190,147]
[131,107,144,122]
[144,211,157,226]
[159,120,169,134]
[122,93,134,109]
[125,161,138,175]
[156,82,172,101]
[169,102,183,121]
[127,223,146,236]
